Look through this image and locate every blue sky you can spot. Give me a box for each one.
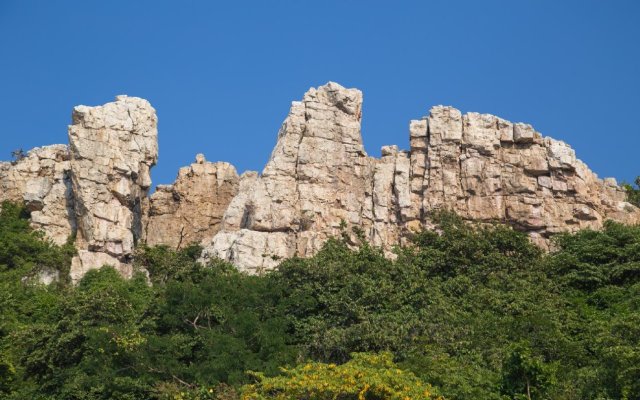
[1,1,639,186]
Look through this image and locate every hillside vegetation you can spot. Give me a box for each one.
[1,201,639,399]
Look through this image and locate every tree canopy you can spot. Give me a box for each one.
[1,201,640,399]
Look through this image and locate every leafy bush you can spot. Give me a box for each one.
[241,352,442,400]
[2,203,640,399]
[622,176,640,207]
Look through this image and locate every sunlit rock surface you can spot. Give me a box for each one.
[2,83,638,279]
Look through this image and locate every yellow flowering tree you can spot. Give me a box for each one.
[241,352,443,400]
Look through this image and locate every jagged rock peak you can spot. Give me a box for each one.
[1,83,639,280]
[201,83,640,272]
[201,82,372,273]
[67,95,158,282]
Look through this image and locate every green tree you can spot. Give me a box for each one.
[622,176,640,207]
[0,202,75,398]
[3,201,640,399]
[146,257,297,387]
[500,343,557,400]
[17,267,153,399]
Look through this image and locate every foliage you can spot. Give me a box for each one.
[0,202,76,398]
[18,268,154,399]
[241,352,442,400]
[0,201,75,279]
[547,220,640,290]
[2,203,640,399]
[10,148,26,163]
[134,243,205,285]
[545,221,640,399]
[622,176,640,207]
[271,214,570,399]
[500,343,557,400]
[153,382,238,400]
[145,254,297,388]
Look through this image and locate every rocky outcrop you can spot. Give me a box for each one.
[1,82,639,279]
[1,95,160,282]
[201,83,383,273]
[413,107,638,247]
[144,154,239,248]
[0,145,75,245]
[67,95,158,281]
[201,82,640,272]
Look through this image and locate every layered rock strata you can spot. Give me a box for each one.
[202,83,379,273]
[1,83,639,279]
[201,84,420,273]
[1,96,159,282]
[412,107,638,246]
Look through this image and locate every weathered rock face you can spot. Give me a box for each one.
[413,107,639,246]
[1,82,639,279]
[0,145,75,245]
[202,82,640,272]
[202,82,384,273]
[67,95,158,280]
[0,96,160,282]
[144,154,239,248]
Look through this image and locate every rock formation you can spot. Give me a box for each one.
[413,107,638,246]
[200,83,415,273]
[0,145,75,245]
[67,95,158,281]
[1,82,639,280]
[201,83,640,272]
[1,95,158,282]
[144,154,239,248]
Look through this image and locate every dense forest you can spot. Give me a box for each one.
[1,190,640,399]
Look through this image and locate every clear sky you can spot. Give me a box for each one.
[1,1,639,187]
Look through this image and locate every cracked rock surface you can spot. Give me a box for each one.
[0,145,75,245]
[2,83,639,280]
[144,154,239,249]
[414,106,639,247]
[201,82,391,273]
[201,82,640,271]
[67,95,158,281]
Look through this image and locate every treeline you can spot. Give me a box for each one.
[1,200,640,399]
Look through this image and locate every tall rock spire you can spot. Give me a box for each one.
[201,83,370,272]
[67,95,158,281]
[201,82,411,273]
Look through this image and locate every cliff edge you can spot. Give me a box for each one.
[1,82,638,279]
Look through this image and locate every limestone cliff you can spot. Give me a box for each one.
[200,83,414,273]
[1,95,158,282]
[1,83,638,280]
